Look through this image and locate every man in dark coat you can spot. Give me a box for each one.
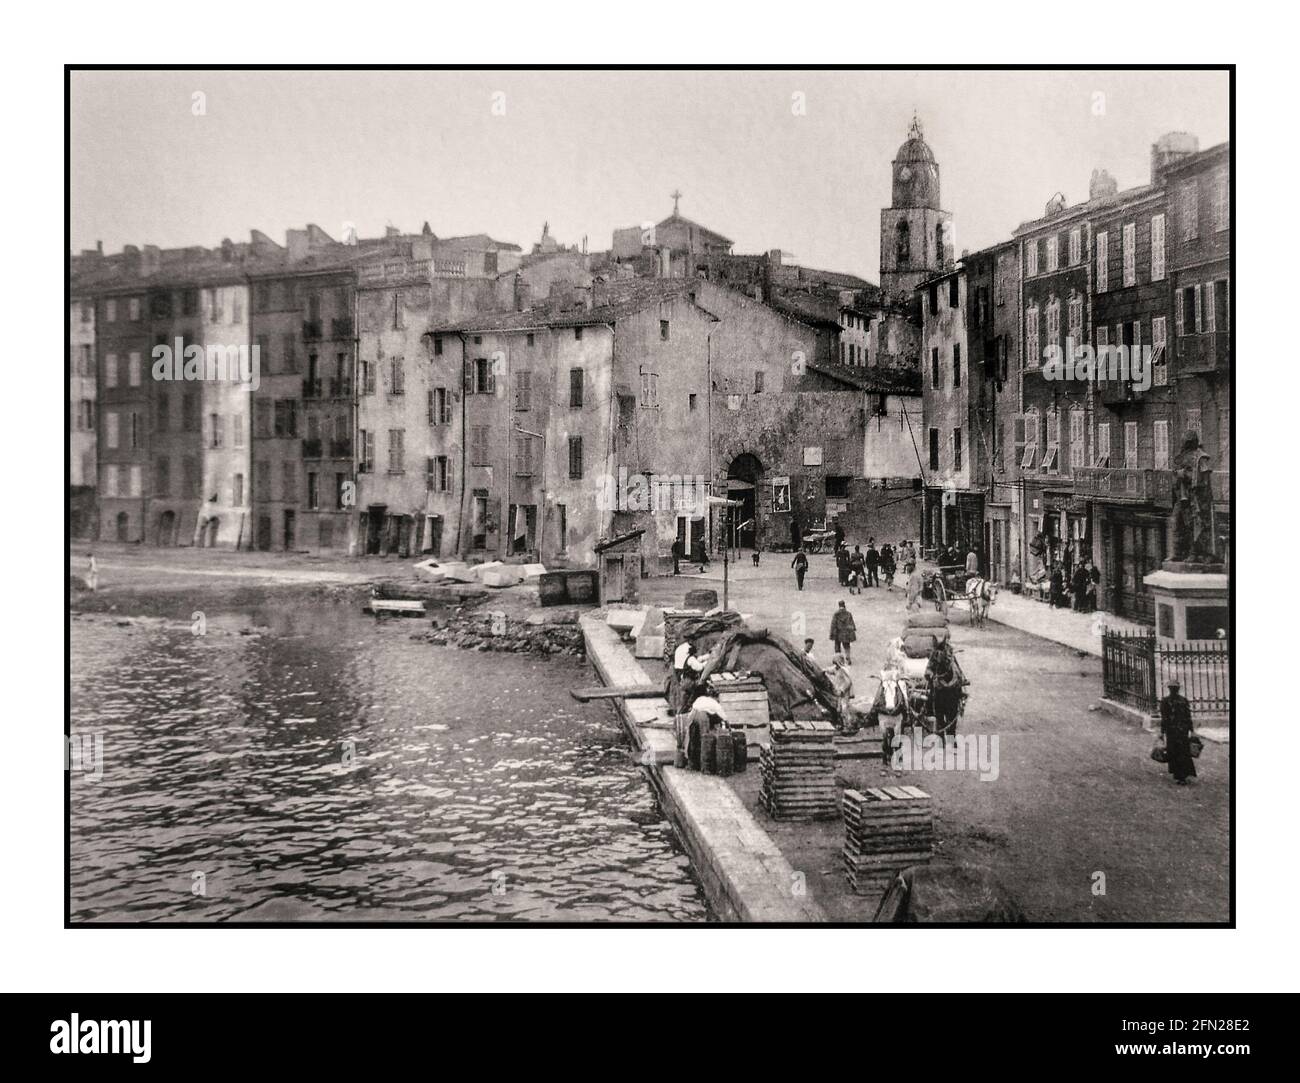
[1159,680,1197,784]
[1071,563,1090,611]
[1049,565,1067,608]
[865,541,881,587]
[829,600,857,664]
[836,544,850,587]
[791,548,808,591]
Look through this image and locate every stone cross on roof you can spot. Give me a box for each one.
[671,189,682,216]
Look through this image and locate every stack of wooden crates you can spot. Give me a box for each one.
[841,786,934,894]
[709,672,770,750]
[759,721,838,820]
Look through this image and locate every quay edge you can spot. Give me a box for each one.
[580,616,826,923]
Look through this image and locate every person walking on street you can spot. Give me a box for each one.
[849,546,865,594]
[791,548,808,591]
[965,546,980,577]
[881,543,896,589]
[865,541,881,587]
[836,544,850,587]
[671,538,682,576]
[1086,558,1101,613]
[1159,680,1197,785]
[829,600,857,664]
[86,552,98,593]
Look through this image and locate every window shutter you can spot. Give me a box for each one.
[463,359,473,391]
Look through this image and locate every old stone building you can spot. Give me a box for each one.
[995,131,1230,622]
[917,241,1021,575]
[69,295,97,538]
[1162,140,1230,561]
[1013,186,1096,589]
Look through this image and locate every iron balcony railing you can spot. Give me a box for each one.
[1074,466,1174,507]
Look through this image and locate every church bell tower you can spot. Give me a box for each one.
[880,116,953,301]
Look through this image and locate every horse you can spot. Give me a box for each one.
[964,576,998,628]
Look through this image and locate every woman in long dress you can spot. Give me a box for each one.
[1160,680,1197,784]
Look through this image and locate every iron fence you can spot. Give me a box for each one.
[1101,629,1230,718]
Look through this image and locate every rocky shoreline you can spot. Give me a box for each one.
[421,611,586,657]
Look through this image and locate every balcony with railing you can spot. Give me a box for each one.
[301,437,323,459]
[1074,466,1173,507]
[328,376,353,399]
[331,317,354,340]
[329,438,353,459]
[1176,332,1229,376]
[302,377,323,399]
[302,320,323,341]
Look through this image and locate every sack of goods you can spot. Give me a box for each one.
[1150,736,1169,763]
[842,787,934,896]
[900,633,942,659]
[759,721,838,821]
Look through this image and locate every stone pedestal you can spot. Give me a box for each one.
[1143,561,1229,641]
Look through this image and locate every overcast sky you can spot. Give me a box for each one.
[71,69,1229,281]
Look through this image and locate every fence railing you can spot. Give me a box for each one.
[1101,629,1230,718]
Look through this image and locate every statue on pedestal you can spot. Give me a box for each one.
[1169,430,1216,563]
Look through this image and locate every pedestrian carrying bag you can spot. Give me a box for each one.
[1150,735,1168,763]
[1189,733,1204,759]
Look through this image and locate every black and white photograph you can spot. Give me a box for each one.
[62,65,1232,928]
[8,4,1297,1033]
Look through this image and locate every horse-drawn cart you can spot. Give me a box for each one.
[801,528,837,554]
[866,613,969,739]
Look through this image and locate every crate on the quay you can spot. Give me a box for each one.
[841,786,934,895]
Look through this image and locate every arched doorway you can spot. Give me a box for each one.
[726,453,762,550]
[157,510,177,547]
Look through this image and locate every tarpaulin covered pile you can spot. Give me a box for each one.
[697,627,839,724]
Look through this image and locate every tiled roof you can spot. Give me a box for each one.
[806,361,921,395]
[430,278,699,334]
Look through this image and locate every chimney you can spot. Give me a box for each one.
[286,228,309,264]
[141,245,161,276]
[220,238,234,262]
[1089,169,1118,201]
[513,274,532,312]
[1151,132,1200,183]
[96,240,103,256]
[122,245,141,273]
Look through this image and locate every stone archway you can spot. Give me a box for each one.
[725,452,762,549]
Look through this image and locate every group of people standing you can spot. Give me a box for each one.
[1047,557,1101,611]
[791,535,917,595]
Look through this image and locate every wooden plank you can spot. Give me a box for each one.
[570,684,664,702]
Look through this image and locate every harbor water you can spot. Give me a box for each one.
[69,596,708,922]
